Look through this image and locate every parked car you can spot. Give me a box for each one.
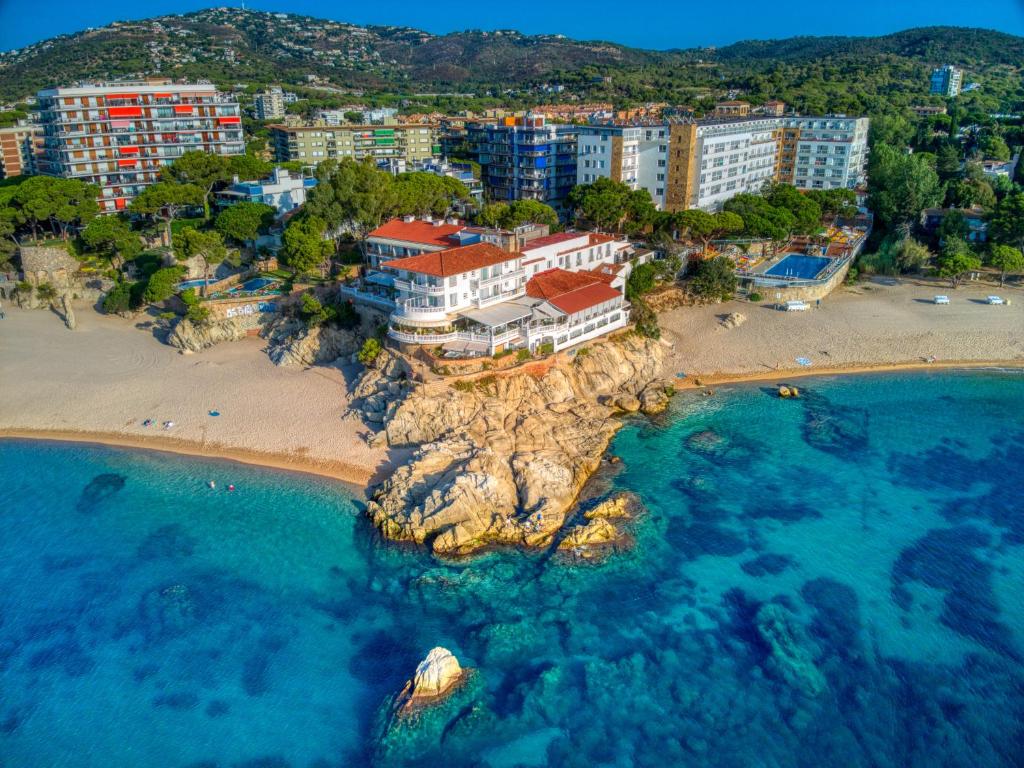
[986,296,1005,305]
[784,300,809,312]
[933,295,950,305]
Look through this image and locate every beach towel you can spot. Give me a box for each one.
[795,357,813,367]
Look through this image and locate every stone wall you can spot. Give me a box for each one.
[19,245,80,289]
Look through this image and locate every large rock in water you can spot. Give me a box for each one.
[406,647,464,707]
[363,334,667,556]
[167,317,249,352]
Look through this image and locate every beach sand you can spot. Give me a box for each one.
[659,276,1024,385]
[0,306,402,487]
[2,277,1021,486]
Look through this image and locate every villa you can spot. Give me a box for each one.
[215,167,317,216]
[343,219,635,355]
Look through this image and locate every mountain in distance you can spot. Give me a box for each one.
[0,9,1021,106]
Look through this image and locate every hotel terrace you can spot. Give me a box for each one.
[342,218,637,356]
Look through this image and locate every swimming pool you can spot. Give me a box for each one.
[764,254,832,281]
[176,279,208,292]
[233,277,280,292]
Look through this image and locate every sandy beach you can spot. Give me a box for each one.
[660,276,1024,385]
[0,306,402,488]
[2,277,1021,485]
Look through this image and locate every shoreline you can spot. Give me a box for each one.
[0,428,379,492]
[671,358,1024,389]
[5,361,1020,495]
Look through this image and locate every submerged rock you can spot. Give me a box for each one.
[755,603,826,697]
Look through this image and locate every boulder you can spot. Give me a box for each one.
[778,385,800,399]
[615,394,641,412]
[265,319,360,367]
[404,647,464,708]
[558,517,621,550]
[721,312,747,329]
[583,493,633,520]
[167,317,248,353]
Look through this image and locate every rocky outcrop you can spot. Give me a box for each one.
[264,317,361,367]
[61,293,76,330]
[400,648,465,710]
[559,492,639,557]
[352,348,419,424]
[362,334,668,556]
[167,317,249,353]
[778,385,801,399]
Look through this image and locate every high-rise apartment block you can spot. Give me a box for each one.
[270,123,439,164]
[576,114,869,212]
[254,87,286,120]
[930,66,963,98]
[477,116,578,215]
[36,81,244,212]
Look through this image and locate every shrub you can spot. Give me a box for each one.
[35,282,57,304]
[102,282,132,315]
[631,299,661,339]
[357,337,382,366]
[143,266,185,304]
[516,349,531,362]
[748,291,763,302]
[186,302,211,326]
[451,379,475,392]
[691,257,737,301]
[14,280,33,297]
[492,348,514,359]
[537,342,554,356]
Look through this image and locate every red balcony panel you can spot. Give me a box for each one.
[115,198,127,210]
[108,107,143,118]
[118,146,139,155]
[117,159,137,168]
[217,116,241,125]
[173,105,195,115]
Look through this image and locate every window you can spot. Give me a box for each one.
[449,277,457,287]
[656,187,664,196]
[657,173,664,182]
[449,293,458,305]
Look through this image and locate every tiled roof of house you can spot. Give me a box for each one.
[526,268,623,315]
[382,242,515,277]
[548,283,623,315]
[368,218,464,247]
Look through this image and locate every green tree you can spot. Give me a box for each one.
[281,215,334,276]
[723,194,796,244]
[357,337,382,365]
[690,256,737,301]
[101,281,132,315]
[81,215,141,268]
[935,143,963,180]
[804,188,858,218]
[174,228,227,291]
[625,262,658,301]
[502,199,560,230]
[227,154,273,182]
[894,238,933,273]
[766,184,822,234]
[567,177,631,231]
[161,151,231,218]
[475,202,508,229]
[143,266,186,304]
[979,134,1011,162]
[305,159,400,259]
[394,172,469,218]
[11,176,99,241]
[989,191,1024,253]
[938,210,970,242]
[988,244,1024,286]
[130,182,204,247]
[674,209,716,252]
[215,202,276,245]
[868,144,944,234]
[936,238,982,287]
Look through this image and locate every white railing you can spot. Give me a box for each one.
[339,285,396,310]
[478,268,525,288]
[393,278,445,295]
[388,327,522,347]
[394,298,449,321]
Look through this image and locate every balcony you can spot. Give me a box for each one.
[393,298,449,322]
[393,278,445,295]
[478,268,524,289]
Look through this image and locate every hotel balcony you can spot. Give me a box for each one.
[393,297,449,323]
[393,279,445,295]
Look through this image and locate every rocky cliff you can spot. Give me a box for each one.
[357,334,672,556]
[167,317,251,353]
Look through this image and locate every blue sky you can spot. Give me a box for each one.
[1,0,1023,51]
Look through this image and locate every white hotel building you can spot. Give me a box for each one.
[342,221,634,355]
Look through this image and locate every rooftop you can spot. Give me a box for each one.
[369,218,465,247]
[520,232,590,252]
[382,242,514,277]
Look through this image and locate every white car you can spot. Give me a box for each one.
[987,296,1004,305]
[933,295,950,305]
[784,300,809,312]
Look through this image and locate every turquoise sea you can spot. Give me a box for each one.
[1,371,1024,767]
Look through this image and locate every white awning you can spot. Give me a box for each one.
[458,301,534,328]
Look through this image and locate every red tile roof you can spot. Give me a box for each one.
[526,268,603,300]
[382,242,515,277]
[548,283,623,315]
[520,232,589,252]
[369,218,464,247]
[526,268,623,314]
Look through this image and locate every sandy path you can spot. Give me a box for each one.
[0,306,400,487]
[659,277,1024,383]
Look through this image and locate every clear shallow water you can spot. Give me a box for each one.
[2,371,1024,767]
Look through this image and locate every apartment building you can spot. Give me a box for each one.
[577,124,671,206]
[777,116,869,191]
[930,66,963,98]
[254,87,286,120]
[0,125,41,178]
[576,113,869,212]
[270,123,439,165]
[478,115,578,215]
[36,81,244,212]
[348,228,632,355]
